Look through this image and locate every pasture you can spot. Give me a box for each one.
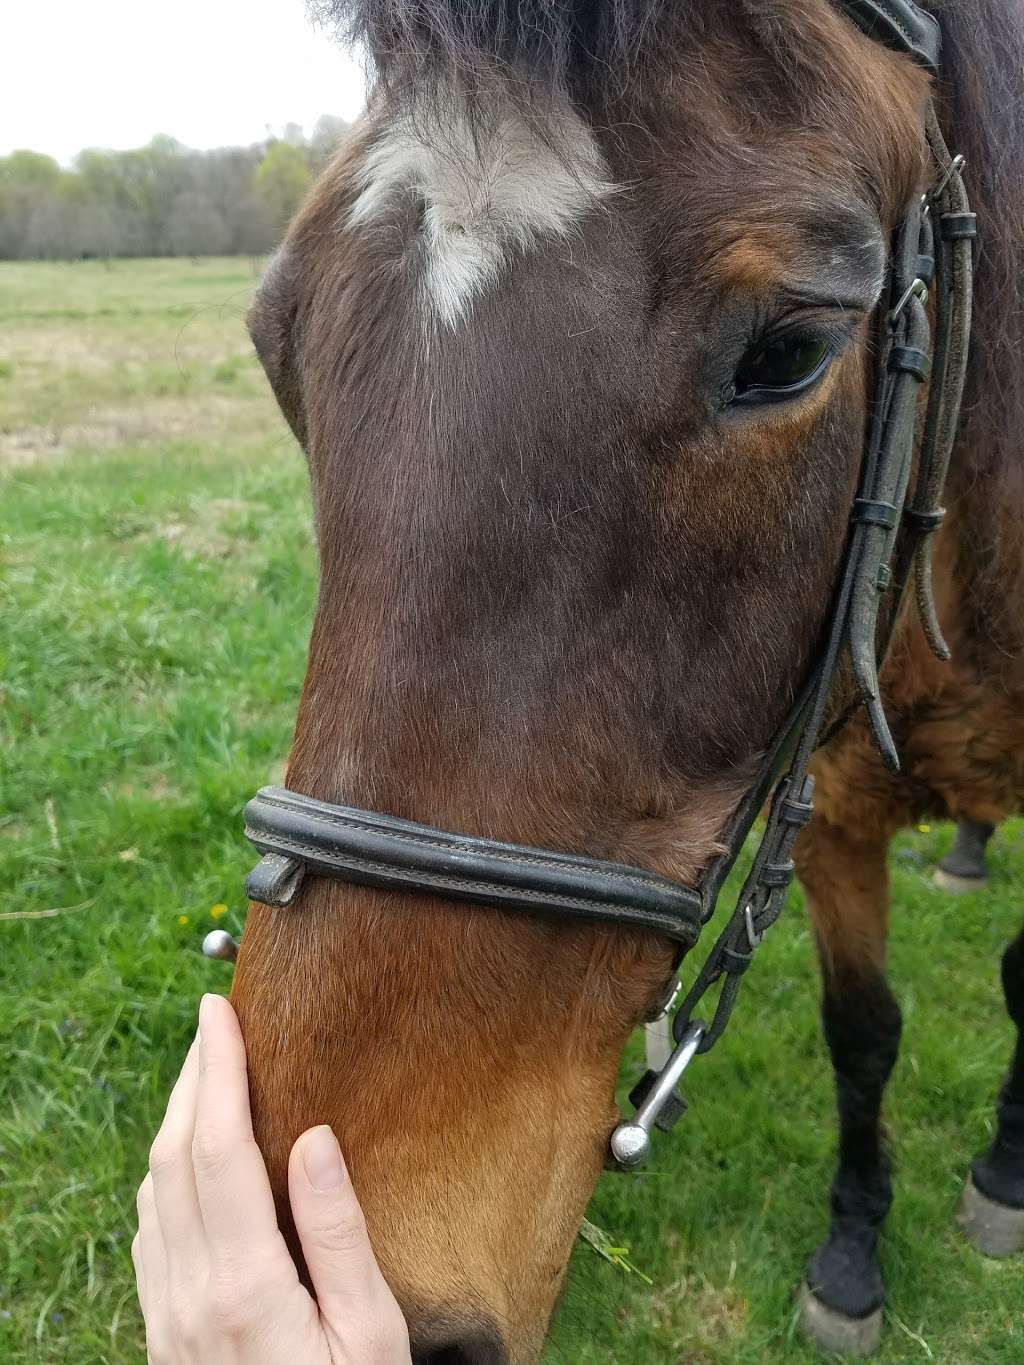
[2,257,1022,1363]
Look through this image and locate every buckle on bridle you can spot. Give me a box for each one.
[922,152,966,212]
[649,976,683,1023]
[890,276,929,322]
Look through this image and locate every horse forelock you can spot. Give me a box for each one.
[311,0,672,93]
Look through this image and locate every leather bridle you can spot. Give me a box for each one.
[239,0,975,1168]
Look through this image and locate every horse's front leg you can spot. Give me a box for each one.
[958,920,1024,1256]
[794,811,900,1357]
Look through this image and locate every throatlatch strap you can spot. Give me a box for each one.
[903,108,975,663]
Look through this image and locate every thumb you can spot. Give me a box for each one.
[288,1126,410,1354]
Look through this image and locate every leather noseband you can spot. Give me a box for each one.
[244,785,705,946]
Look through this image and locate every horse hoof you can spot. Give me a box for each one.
[797,1283,883,1357]
[957,1174,1024,1257]
[932,866,988,895]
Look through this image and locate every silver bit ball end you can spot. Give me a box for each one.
[202,929,239,962]
[609,1121,650,1170]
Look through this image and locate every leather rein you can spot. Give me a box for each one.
[238,0,975,1169]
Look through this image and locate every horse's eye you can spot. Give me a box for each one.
[732,331,834,404]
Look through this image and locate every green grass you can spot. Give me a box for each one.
[2,259,1022,1364]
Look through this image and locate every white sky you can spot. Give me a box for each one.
[3,0,368,165]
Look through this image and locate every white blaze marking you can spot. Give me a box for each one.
[348,90,615,327]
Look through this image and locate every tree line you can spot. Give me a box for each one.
[0,118,348,261]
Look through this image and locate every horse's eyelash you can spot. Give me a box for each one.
[747,315,853,356]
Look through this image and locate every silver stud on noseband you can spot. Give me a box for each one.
[610,1020,706,1169]
[202,929,240,962]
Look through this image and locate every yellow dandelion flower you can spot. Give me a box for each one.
[177,914,190,926]
[210,903,228,919]
[917,823,931,834]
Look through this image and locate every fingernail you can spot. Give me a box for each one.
[301,1125,347,1192]
[198,993,216,1032]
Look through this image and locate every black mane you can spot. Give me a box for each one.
[310,0,671,92]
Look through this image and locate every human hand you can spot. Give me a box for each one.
[133,993,411,1364]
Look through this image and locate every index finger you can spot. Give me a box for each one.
[191,993,284,1259]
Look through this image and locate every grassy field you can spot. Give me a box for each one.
[2,257,1022,1364]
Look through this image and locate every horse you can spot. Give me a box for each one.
[229,0,1024,1359]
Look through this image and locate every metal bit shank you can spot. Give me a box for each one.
[609,1021,705,1169]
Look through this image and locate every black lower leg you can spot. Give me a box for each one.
[973,929,1024,1210]
[808,969,903,1318]
[938,820,996,882]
